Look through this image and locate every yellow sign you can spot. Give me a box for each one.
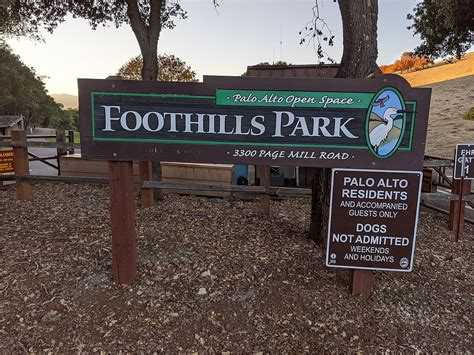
[0,148,14,174]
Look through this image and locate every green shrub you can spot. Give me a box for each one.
[464,107,474,120]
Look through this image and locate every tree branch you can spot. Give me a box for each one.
[299,0,336,64]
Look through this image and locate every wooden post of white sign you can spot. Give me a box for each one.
[350,269,373,296]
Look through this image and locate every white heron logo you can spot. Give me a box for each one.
[367,89,410,158]
[369,107,403,154]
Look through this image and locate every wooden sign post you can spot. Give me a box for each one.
[11,130,32,201]
[109,161,137,285]
[0,146,15,190]
[449,180,470,241]
[351,270,374,296]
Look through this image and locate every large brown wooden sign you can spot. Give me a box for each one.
[78,75,431,170]
[326,169,422,272]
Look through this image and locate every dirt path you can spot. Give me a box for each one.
[0,184,472,352]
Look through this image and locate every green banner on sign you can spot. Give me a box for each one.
[216,89,374,109]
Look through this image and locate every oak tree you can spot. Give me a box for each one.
[407,0,473,60]
[117,53,198,82]
[380,52,430,74]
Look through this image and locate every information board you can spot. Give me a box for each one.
[78,75,431,170]
[326,169,422,272]
[454,144,473,180]
[0,148,14,175]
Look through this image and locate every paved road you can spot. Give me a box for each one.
[28,147,60,176]
[26,128,80,176]
[428,183,474,222]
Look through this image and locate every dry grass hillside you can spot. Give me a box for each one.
[51,94,78,109]
[395,53,474,158]
[422,75,474,158]
[400,52,474,87]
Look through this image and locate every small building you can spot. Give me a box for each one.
[0,116,24,136]
[245,63,339,79]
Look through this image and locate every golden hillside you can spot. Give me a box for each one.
[400,52,474,87]
[51,94,78,109]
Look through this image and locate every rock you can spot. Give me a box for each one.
[235,289,256,302]
[42,310,60,324]
[209,291,222,298]
[200,270,211,278]
[198,287,207,296]
[170,312,179,317]
[195,333,205,345]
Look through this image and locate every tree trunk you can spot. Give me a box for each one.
[141,43,159,80]
[308,0,379,246]
[336,0,379,79]
[126,0,163,80]
[308,168,331,245]
[126,0,163,199]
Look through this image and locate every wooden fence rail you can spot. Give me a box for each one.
[0,134,472,230]
[0,141,80,149]
[1,173,473,202]
[0,134,56,140]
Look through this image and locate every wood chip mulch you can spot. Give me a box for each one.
[0,183,472,352]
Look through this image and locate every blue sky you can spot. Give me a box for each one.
[7,0,422,95]
[372,89,404,119]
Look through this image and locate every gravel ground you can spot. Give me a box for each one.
[0,183,472,352]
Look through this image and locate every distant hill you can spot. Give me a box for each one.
[400,52,474,87]
[51,94,78,109]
